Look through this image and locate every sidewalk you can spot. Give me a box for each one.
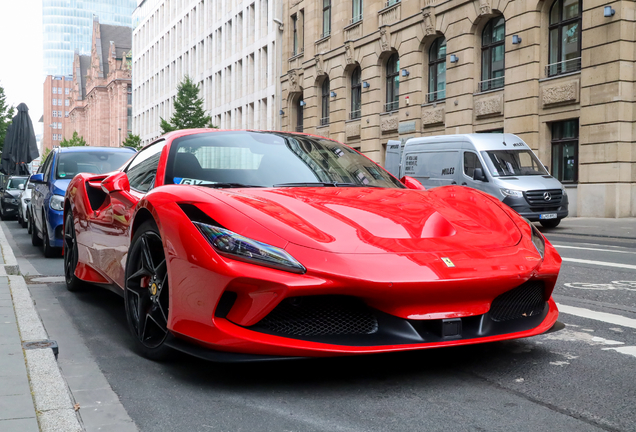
[538,217,636,239]
[0,226,82,432]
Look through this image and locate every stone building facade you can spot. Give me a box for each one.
[66,18,133,148]
[280,0,636,217]
[132,0,283,145]
[42,75,73,151]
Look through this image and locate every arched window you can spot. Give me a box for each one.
[428,37,446,102]
[320,77,330,125]
[548,0,581,76]
[350,67,361,119]
[480,17,505,91]
[385,54,399,112]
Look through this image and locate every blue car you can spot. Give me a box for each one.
[30,146,136,257]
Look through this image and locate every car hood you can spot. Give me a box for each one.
[52,179,71,196]
[495,175,564,191]
[4,190,21,198]
[199,186,522,254]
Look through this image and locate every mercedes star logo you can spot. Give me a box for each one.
[543,192,552,201]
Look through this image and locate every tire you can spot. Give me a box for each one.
[31,214,42,246]
[20,213,27,229]
[27,210,32,234]
[124,219,172,360]
[42,215,60,258]
[0,204,6,221]
[17,210,22,225]
[63,212,84,291]
[539,218,561,228]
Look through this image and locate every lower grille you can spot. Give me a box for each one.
[489,281,546,322]
[253,296,379,336]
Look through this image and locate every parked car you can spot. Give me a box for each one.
[17,177,34,228]
[0,176,28,220]
[30,146,136,257]
[385,134,569,228]
[64,129,563,362]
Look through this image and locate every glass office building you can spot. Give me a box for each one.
[43,0,137,77]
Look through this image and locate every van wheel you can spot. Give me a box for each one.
[539,218,561,228]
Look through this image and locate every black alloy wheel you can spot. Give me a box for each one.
[124,219,171,360]
[42,214,60,258]
[63,212,83,291]
[31,213,42,246]
[539,218,561,228]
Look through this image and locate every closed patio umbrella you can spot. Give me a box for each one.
[1,103,39,175]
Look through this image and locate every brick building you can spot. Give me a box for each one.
[42,76,73,151]
[66,18,133,148]
[280,0,636,217]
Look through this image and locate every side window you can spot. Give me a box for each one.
[463,152,483,178]
[43,153,55,181]
[38,153,52,175]
[126,141,166,193]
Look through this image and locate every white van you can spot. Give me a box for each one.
[385,133,568,227]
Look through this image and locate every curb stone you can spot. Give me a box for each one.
[0,224,83,432]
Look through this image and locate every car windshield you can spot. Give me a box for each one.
[6,178,26,189]
[481,150,548,177]
[168,131,404,188]
[56,150,134,180]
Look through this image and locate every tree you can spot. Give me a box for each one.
[60,131,87,147]
[160,75,216,134]
[0,82,15,152]
[41,147,51,162]
[122,133,142,151]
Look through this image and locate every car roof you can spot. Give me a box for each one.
[56,146,136,153]
[404,133,530,152]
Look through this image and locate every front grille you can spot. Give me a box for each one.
[489,281,546,322]
[253,296,378,336]
[524,189,563,207]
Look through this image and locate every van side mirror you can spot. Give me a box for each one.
[18,184,24,190]
[473,168,487,182]
[101,172,131,194]
[30,173,44,183]
[400,176,426,190]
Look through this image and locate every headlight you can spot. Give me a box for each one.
[500,188,523,198]
[3,198,13,203]
[561,186,567,197]
[49,195,64,211]
[525,219,545,258]
[193,221,306,274]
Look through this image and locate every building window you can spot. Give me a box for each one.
[350,66,361,119]
[352,0,362,23]
[547,0,581,77]
[551,119,578,183]
[52,87,57,94]
[320,77,330,126]
[427,37,446,103]
[385,53,399,112]
[296,96,304,132]
[65,88,69,95]
[322,0,331,38]
[53,111,57,118]
[127,86,132,105]
[52,99,57,106]
[480,17,505,92]
[292,14,298,55]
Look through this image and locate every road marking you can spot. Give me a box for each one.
[553,244,636,254]
[561,257,636,270]
[603,346,636,358]
[557,304,636,330]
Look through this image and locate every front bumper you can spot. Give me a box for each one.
[46,209,64,248]
[503,193,569,221]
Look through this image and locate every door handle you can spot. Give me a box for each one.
[462,182,467,185]
[451,181,457,185]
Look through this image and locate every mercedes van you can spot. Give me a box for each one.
[385,133,568,227]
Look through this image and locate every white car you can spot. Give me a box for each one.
[17,179,33,228]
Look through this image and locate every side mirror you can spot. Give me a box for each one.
[101,172,131,194]
[30,173,44,183]
[18,184,24,190]
[473,168,487,182]
[400,176,426,190]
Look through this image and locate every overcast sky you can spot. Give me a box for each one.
[0,0,44,135]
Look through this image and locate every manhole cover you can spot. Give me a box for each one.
[22,339,59,359]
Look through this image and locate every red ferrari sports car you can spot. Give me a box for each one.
[64,129,562,361]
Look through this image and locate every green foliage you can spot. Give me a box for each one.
[0,83,15,152]
[160,75,216,134]
[60,131,87,147]
[122,133,142,151]
[41,147,51,161]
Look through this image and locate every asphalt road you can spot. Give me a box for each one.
[3,218,635,432]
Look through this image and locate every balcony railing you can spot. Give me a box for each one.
[426,89,446,103]
[478,76,505,92]
[349,110,361,120]
[320,116,330,126]
[545,57,581,77]
[384,100,399,112]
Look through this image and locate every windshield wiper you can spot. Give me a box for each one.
[273,182,380,188]
[197,183,263,188]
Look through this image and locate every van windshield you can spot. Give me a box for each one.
[481,150,548,177]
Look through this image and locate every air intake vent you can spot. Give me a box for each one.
[252,296,378,336]
[489,281,546,322]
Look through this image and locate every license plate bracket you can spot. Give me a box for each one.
[540,213,557,220]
